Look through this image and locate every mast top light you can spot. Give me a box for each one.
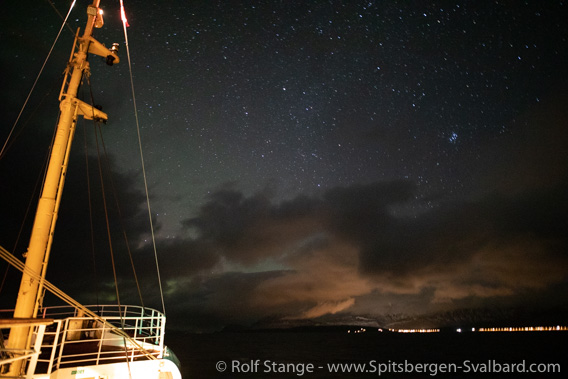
[95,9,104,28]
[87,5,104,28]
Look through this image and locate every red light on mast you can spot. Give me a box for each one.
[120,0,130,27]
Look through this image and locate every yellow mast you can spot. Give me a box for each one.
[6,0,119,375]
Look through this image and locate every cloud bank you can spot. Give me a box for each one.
[150,177,567,330]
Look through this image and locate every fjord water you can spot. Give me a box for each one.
[167,330,567,378]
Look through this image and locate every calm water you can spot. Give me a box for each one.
[165,330,567,378]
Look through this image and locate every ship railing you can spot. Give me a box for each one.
[0,318,52,378]
[40,304,165,344]
[1,305,166,377]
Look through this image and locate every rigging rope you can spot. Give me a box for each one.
[0,151,48,295]
[93,123,134,379]
[119,0,167,315]
[82,123,100,307]
[97,126,145,307]
[0,82,60,159]
[0,244,158,361]
[85,74,144,307]
[0,0,77,161]
[0,106,60,298]
[86,74,134,378]
[46,0,76,36]
[93,123,123,312]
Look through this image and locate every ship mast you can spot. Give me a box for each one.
[6,0,119,375]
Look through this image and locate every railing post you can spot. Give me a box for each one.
[148,309,153,341]
[55,318,70,370]
[139,307,144,336]
[25,324,46,378]
[134,314,139,339]
[46,320,62,374]
[158,313,165,359]
[96,320,105,365]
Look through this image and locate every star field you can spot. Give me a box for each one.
[84,0,568,236]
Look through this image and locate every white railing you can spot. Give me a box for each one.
[41,305,165,346]
[0,321,48,378]
[1,305,166,377]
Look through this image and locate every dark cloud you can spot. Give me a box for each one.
[165,270,292,331]
[323,180,416,243]
[2,145,567,331]
[144,176,567,329]
[180,188,319,266]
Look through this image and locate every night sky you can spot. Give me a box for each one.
[1,0,568,332]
